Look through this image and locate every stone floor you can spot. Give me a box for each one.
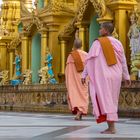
[0,112,140,140]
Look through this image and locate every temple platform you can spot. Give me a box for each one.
[0,112,140,140]
[0,81,140,117]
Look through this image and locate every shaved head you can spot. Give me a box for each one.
[101,22,114,34]
[73,39,82,49]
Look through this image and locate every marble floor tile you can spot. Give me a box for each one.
[0,112,139,140]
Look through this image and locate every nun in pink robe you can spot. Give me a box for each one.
[65,39,89,120]
[82,36,130,132]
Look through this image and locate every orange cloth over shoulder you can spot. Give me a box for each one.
[98,37,117,66]
[70,50,84,72]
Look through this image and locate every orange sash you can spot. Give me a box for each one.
[98,37,117,66]
[70,50,84,72]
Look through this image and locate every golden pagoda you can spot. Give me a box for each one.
[0,0,138,84]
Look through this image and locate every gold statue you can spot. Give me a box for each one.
[38,66,48,84]
[0,70,9,85]
[22,70,32,85]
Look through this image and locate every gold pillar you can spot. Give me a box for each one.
[15,2,21,19]
[9,50,14,79]
[21,32,29,72]
[0,43,7,71]
[115,10,127,52]
[75,22,88,51]
[108,1,136,53]
[6,3,12,32]
[48,24,60,79]
[39,29,48,67]
[60,40,66,74]
[12,2,21,34]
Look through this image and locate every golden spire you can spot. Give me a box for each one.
[22,0,33,12]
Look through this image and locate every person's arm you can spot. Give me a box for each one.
[81,65,88,85]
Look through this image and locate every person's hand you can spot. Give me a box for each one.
[81,78,86,85]
[124,80,131,87]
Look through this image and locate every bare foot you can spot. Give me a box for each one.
[101,129,116,134]
[75,114,82,121]
[74,111,82,121]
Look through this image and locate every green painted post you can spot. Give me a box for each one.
[38,0,44,9]
[31,33,41,83]
[89,15,100,47]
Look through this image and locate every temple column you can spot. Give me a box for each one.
[108,1,136,78]
[21,32,29,73]
[9,50,14,79]
[75,22,89,51]
[108,1,136,53]
[6,3,12,34]
[60,40,66,74]
[0,43,7,71]
[47,24,60,80]
[115,10,128,52]
[58,37,67,83]
[39,28,48,67]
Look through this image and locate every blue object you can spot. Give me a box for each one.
[10,79,22,86]
[49,78,57,84]
[15,55,21,77]
[10,54,22,86]
[46,52,57,84]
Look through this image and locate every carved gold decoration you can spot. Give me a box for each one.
[59,0,113,38]
[0,18,10,36]
[24,0,33,12]
[39,0,74,16]
[59,0,89,37]
[22,70,32,85]
[125,93,133,106]
[0,0,136,84]
[20,1,32,17]
[38,66,48,84]
[76,0,89,22]
[23,15,44,32]
[0,26,10,36]
[0,70,9,85]
[59,17,77,37]
[7,34,21,50]
[135,92,140,106]
[90,0,106,17]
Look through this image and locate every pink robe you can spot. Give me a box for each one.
[82,37,130,122]
[65,49,89,115]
